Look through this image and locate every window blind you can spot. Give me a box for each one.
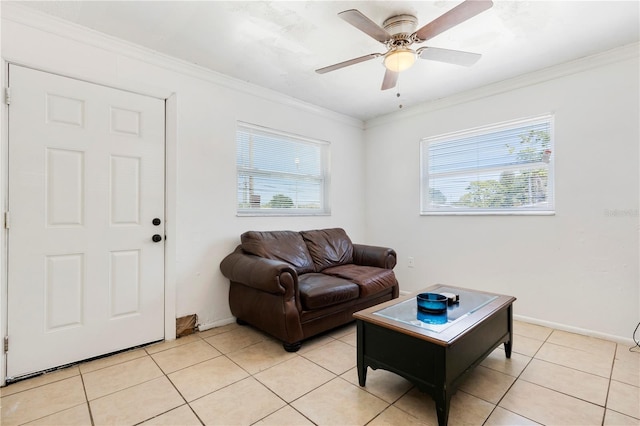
[236,123,330,215]
[420,115,554,215]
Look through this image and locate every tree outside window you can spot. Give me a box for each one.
[421,115,554,215]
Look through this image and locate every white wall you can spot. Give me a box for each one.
[0,5,366,338]
[363,45,640,342]
[1,4,637,363]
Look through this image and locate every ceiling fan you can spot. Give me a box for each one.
[315,0,493,90]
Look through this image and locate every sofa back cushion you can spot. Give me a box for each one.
[301,228,354,272]
[241,230,315,274]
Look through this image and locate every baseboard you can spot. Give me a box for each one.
[397,290,635,346]
[198,308,636,347]
[198,317,236,332]
[514,314,636,346]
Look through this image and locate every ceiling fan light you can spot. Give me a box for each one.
[384,49,416,72]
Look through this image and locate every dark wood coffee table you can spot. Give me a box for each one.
[354,284,516,426]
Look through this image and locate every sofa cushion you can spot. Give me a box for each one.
[322,264,397,298]
[241,230,315,274]
[298,273,359,310]
[300,228,354,272]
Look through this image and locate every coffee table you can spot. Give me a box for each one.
[354,284,516,426]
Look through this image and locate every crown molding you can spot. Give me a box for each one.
[4,2,636,132]
[366,41,640,129]
[1,2,364,129]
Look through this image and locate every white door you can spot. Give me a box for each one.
[6,65,165,379]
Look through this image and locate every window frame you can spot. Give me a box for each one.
[235,122,331,217]
[420,115,555,216]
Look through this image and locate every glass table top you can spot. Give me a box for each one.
[373,286,498,333]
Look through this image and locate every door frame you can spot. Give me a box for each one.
[0,61,178,385]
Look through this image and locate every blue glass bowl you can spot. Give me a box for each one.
[416,292,448,314]
[416,293,448,325]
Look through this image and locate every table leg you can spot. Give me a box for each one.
[356,320,367,386]
[505,304,513,358]
[435,390,451,426]
[358,362,367,386]
[504,340,512,358]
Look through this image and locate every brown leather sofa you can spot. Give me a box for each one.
[219,228,399,351]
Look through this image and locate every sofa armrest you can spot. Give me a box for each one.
[353,244,397,269]
[220,246,299,295]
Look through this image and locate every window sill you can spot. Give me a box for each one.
[420,211,556,216]
[236,212,331,217]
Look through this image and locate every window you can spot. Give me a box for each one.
[420,115,554,215]
[236,122,330,216]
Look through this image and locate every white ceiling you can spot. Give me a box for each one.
[15,1,640,121]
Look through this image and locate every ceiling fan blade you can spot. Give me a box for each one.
[413,0,493,42]
[417,47,481,66]
[315,53,380,74]
[339,9,391,43]
[381,69,399,91]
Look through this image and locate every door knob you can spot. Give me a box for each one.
[152,218,161,226]
[152,234,162,242]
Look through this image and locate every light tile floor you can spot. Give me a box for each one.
[1,320,639,425]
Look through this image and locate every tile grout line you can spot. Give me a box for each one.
[496,327,628,422]
[524,328,619,412]
[231,327,378,426]
[143,347,204,426]
[483,350,536,424]
[248,363,312,426]
[78,371,96,426]
[5,377,91,426]
[482,328,550,425]
[364,385,417,425]
[180,331,345,422]
[4,322,637,425]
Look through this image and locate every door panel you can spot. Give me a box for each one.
[7,65,165,379]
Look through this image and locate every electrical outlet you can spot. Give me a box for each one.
[408,256,415,268]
